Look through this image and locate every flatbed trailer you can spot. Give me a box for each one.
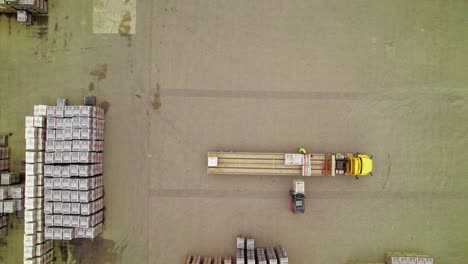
[207,152,373,177]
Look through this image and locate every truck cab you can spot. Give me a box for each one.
[346,154,373,176]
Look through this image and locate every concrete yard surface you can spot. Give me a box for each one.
[1,0,468,263]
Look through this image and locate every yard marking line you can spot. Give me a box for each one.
[148,188,468,200]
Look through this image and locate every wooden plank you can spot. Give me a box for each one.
[203,256,211,264]
[308,170,326,176]
[216,163,302,170]
[184,256,193,264]
[308,164,324,170]
[208,152,284,160]
[219,158,286,165]
[310,153,326,160]
[219,158,325,165]
[191,256,201,264]
[208,167,302,175]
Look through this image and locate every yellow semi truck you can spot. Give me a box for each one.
[207,151,373,177]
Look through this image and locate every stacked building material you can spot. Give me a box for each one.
[0,0,17,12]
[24,106,53,264]
[223,256,232,264]
[246,249,255,264]
[347,262,385,264]
[4,0,47,13]
[185,235,288,264]
[385,252,433,264]
[275,246,288,264]
[1,0,48,26]
[255,248,267,264]
[42,100,105,240]
[0,181,24,214]
[265,247,278,264]
[0,146,9,171]
[236,249,245,264]
[207,152,333,176]
[0,136,24,241]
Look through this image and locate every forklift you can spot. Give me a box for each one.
[289,179,305,214]
[289,190,305,214]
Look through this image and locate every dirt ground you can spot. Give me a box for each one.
[1,0,468,263]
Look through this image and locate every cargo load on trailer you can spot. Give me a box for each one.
[207,151,373,177]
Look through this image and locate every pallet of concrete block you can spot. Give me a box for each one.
[6,0,47,14]
[1,172,20,185]
[44,223,103,241]
[223,256,232,264]
[0,186,24,213]
[256,248,267,264]
[186,255,225,264]
[236,249,244,264]
[0,147,9,171]
[347,262,385,264]
[23,241,54,264]
[275,246,288,264]
[385,252,433,264]
[236,235,254,249]
[0,0,17,13]
[16,10,32,25]
[265,247,278,264]
[236,235,245,249]
[246,249,255,264]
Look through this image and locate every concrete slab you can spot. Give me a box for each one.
[93,0,136,34]
[0,0,468,263]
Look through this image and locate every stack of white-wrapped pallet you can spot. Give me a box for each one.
[42,99,105,241]
[385,252,433,264]
[0,171,24,217]
[0,141,25,239]
[185,235,288,264]
[0,0,16,13]
[24,106,54,264]
[0,146,9,171]
[2,0,48,26]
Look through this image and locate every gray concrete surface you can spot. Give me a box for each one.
[1,0,468,263]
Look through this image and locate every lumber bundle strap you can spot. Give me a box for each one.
[301,153,330,176]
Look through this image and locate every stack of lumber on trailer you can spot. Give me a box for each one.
[207,152,333,176]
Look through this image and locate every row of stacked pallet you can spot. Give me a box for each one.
[236,236,288,264]
[347,252,434,264]
[24,107,53,264]
[185,235,288,264]
[385,252,433,264]
[0,139,24,239]
[40,98,105,241]
[0,0,48,26]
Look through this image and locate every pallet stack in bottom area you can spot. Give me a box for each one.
[24,107,54,264]
[185,235,288,264]
[40,100,105,241]
[385,252,434,264]
[347,251,434,264]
